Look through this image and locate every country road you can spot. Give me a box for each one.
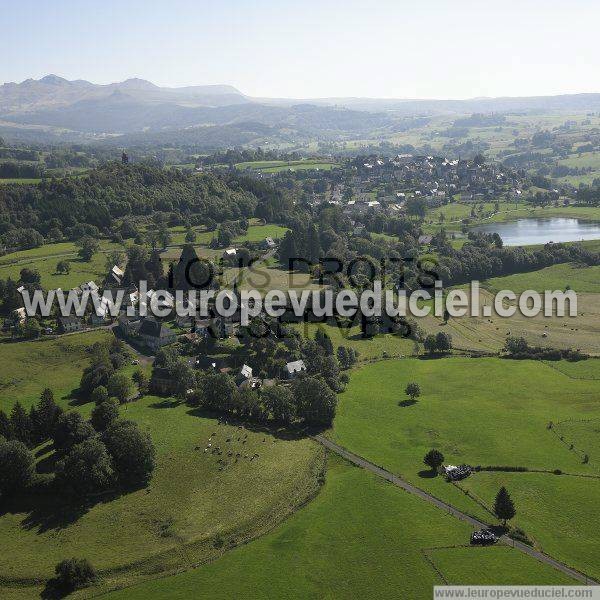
[313,434,599,586]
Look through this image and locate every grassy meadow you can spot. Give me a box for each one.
[292,321,416,361]
[0,332,324,599]
[0,397,323,598]
[419,288,600,356]
[0,330,112,410]
[235,159,339,173]
[0,240,124,290]
[331,357,600,578]
[483,264,600,294]
[103,455,574,600]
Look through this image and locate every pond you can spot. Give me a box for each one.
[473,218,600,246]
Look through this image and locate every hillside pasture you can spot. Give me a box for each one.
[483,263,600,294]
[419,288,600,356]
[103,456,573,600]
[0,395,323,598]
[0,240,124,289]
[332,357,600,579]
[0,330,112,410]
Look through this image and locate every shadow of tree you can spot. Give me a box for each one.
[185,406,320,442]
[148,398,183,409]
[398,399,417,407]
[0,481,126,536]
[417,469,438,479]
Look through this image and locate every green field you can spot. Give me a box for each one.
[235,159,338,173]
[0,329,324,598]
[544,358,600,380]
[419,288,600,356]
[0,397,322,599]
[331,357,600,579]
[104,455,573,600]
[483,263,600,294]
[0,177,43,185]
[0,331,112,410]
[0,240,123,289]
[483,205,600,224]
[293,321,416,361]
[166,222,287,246]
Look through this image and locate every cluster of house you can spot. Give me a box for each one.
[327,154,523,216]
[150,348,308,396]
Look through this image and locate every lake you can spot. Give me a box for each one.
[473,218,600,246]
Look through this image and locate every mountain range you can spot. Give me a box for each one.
[2,75,600,147]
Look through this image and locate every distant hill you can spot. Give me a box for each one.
[2,75,600,146]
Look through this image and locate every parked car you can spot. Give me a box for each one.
[131,359,139,365]
[470,529,498,545]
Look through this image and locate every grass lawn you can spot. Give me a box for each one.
[428,202,498,224]
[483,205,600,224]
[0,240,124,289]
[293,321,416,361]
[427,545,573,585]
[166,223,287,247]
[0,395,323,598]
[235,266,321,293]
[234,223,288,243]
[102,455,573,600]
[331,357,600,578]
[235,160,338,173]
[0,178,42,185]
[0,330,112,410]
[483,263,600,294]
[419,288,600,356]
[544,358,600,380]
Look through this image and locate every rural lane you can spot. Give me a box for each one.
[313,434,599,586]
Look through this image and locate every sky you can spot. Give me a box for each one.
[2,0,600,99]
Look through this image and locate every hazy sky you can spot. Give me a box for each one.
[2,0,599,99]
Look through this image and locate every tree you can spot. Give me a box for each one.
[53,558,97,593]
[292,376,338,426]
[19,268,41,285]
[493,486,516,525]
[102,420,155,487]
[77,237,99,262]
[262,386,296,424]
[191,371,237,412]
[184,228,196,243]
[504,337,529,356]
[91,385,109,406]
[56,260,71,275]
[16,318,41,340]
[435,332,452,353]
[91,399,119,432]
[406,197,427,220]
[170,361,196,399]
[278,231,298,270]
[423,448,444,472]
[0,439,35,496]
[31,388,64,441]
[55,438,115,497]
[405,382,421,402]
[132,369,149,395]
[315,328,334,356]
[424,334,438,354]
[104,250,124,272]
[0,409,12,440]
[10,401,33,446]
[107,373,133,404]
[53,412,95,451]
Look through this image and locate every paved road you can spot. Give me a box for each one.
[313,434,598,586]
